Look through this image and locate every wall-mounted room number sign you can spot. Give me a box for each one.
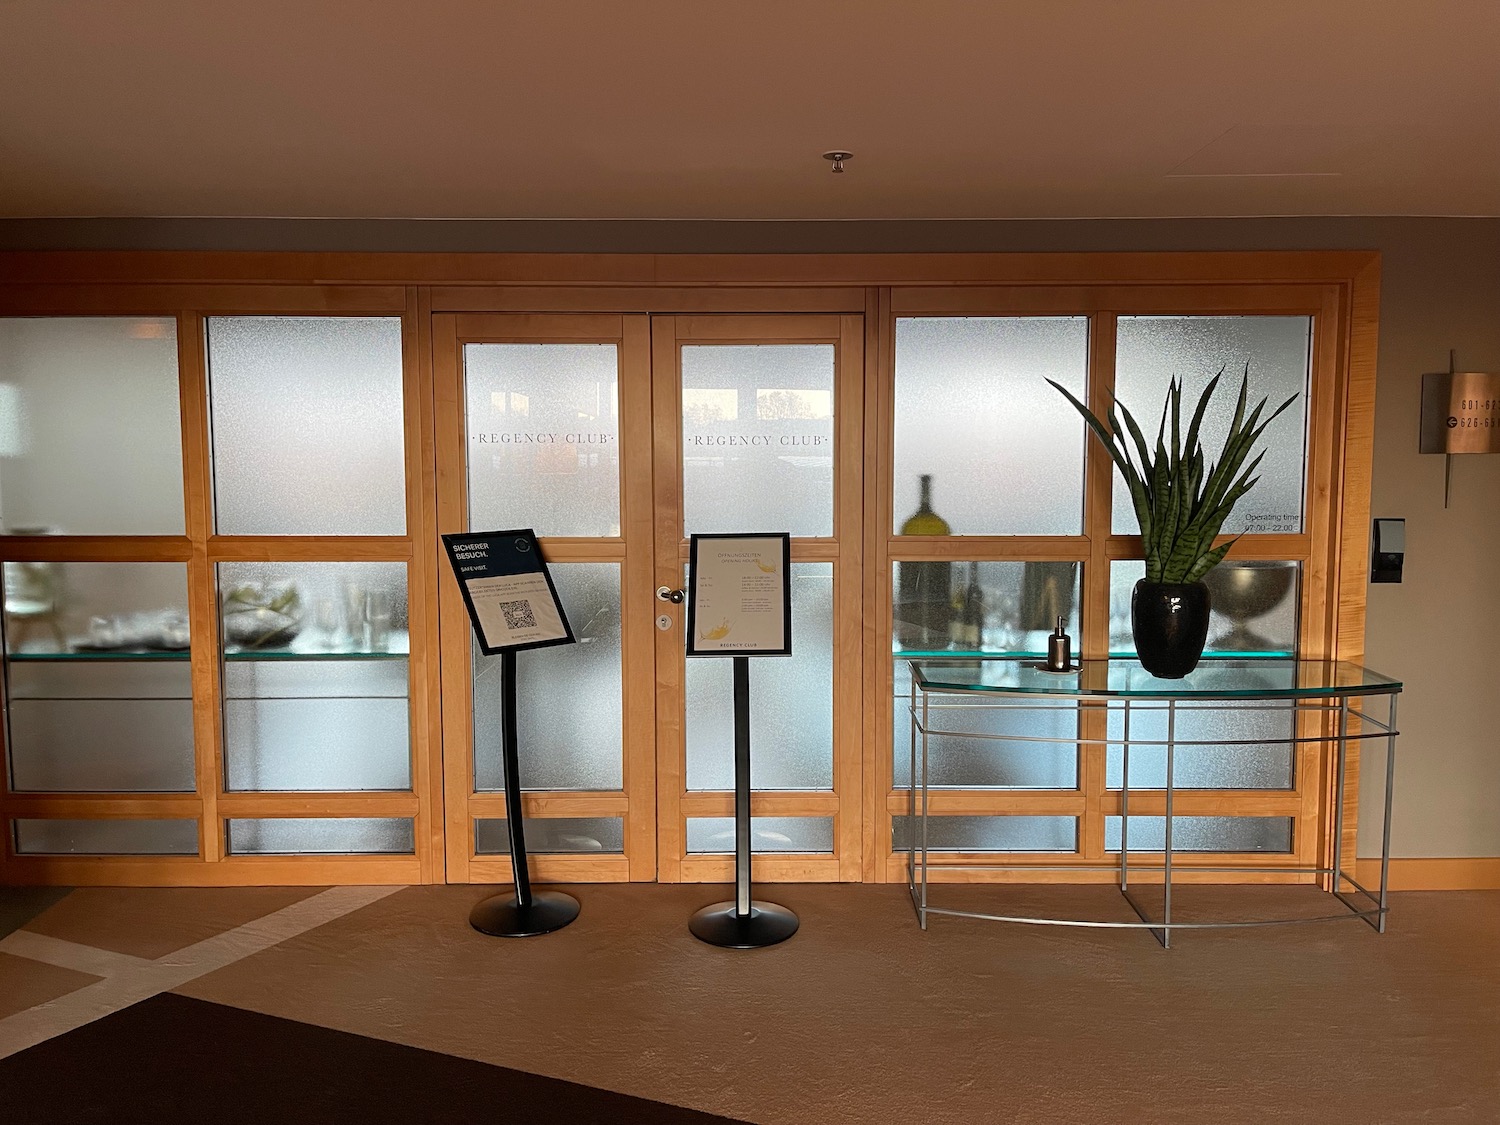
[442,529,574,654]
[1421,371,1500,454]
[686,533,792,657]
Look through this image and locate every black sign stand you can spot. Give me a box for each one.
[468,648,581,937]
[442,529,580,939]
[684,533,798,949]
[687,656,799,948]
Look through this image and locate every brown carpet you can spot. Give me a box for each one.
[166,882,1500,1125]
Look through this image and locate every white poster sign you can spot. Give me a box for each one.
[686,533,792,657]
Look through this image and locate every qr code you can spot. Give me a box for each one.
[500,600,537,630]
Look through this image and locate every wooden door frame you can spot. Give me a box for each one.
[0,252,1379,888]
[432,312,657,884]
[0,284,436,886]
[649,313,866,884]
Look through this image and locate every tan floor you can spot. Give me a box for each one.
[0,951,100,1020]
[3,882,1498,1124]
[21,886,324,959]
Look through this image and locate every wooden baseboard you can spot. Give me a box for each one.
[1355,857,1500,890]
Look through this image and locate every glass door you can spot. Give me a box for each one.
[437,312,864,884]
[435,314,657,883]
[651,315,865,882]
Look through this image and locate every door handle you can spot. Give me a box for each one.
[656,586,686,604]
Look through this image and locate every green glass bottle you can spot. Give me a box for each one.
[895,475,953,651]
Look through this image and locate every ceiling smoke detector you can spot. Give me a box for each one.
[822,150,853,174]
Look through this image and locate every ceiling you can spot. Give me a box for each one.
[2,0,1497,221]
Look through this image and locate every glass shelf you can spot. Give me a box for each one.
[8,631,411,663]
[8,650,192,662]
[225,647,409,662]
[908,656,1401,700]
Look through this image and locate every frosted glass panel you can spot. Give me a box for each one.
[687,563,832,790]
[207,317,406,535]
[475,563,621,791]
[3,560,190,655]
[0,318,184,534]
[1112,316,1310,535]
[4,562,194,792]
[893,560,1081,655]
[220,562,410,792]
[9,700,194,792]
[893,815,1077,852]
[465,344,620,537]
[681,345,834,537]
[1106,700,1294,789]
[1110,561,1300,656]
[893,318,1088,535]
[894,661,1077,789]
[1106,816,1292,853]
[14,818,197,855]
[687,816,833,854]
[226,818,413,855]
[475,817,624,854]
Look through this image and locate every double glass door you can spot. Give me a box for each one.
[434,313,865,884]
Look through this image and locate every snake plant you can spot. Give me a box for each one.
[1049,367,1297,584]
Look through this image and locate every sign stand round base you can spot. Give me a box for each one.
[689,900,799,949]
[470,889,581,938]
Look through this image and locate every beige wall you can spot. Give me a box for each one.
[3,216,1497,859]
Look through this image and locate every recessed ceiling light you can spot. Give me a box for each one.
[822,151,853,174]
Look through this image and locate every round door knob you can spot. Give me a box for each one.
[656,586,686,604]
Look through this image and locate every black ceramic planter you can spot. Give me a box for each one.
[1131,579,1211,678]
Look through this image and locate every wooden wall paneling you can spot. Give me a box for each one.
[679,792,842,817]
[889,284,1329,317]
[835,313,866,881]
[0,283,407,316]
[451,312,624,341]
[1337,260,1381,662]
[1104,533,1311,561]
[1,794,202,818]
[0,249,1379,289]
[1079,311,1118,862]
[216,793,421,817]
[667,314,843,341]
[206,536,413,561]
[470,854,630,884]
[889,536,1091,560]
[177,311,223,862]
[0,536,192,562]
[649,251,1380,289]
[1329,262,1382,889]
[679,855,841,883]
[431,314,475,881]
[466,791,631,818]
[869,289,899,882]
[649,317,688,881]
[404,286,445,883]
[434,287,867,314]
[619,314,660,880]
[859,288,886,882]
[0,255,1380,889]
[1298,286,1345,881]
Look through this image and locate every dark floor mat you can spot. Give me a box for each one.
[0,887,71,939]
[0,992,751,1125]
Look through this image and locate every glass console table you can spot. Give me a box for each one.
[905,657,1402,947]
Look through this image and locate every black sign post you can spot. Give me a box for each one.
[442,529,579,938]
[685,532,798,949]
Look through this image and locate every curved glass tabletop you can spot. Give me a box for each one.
[907,656,1401,699]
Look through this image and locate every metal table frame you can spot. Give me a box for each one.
[905,659,1401,948]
